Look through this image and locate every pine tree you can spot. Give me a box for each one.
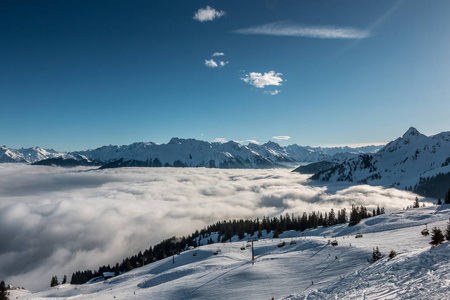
[388,250,397,259]
[371,247,383,262]
[430,227,445,247]
[445,188,450,204]
[437,198,442,205]
[0,281,8,300]
[50,276,59,287]
[62,275,67,284]
[445,220,450,241]
[413,197,420,208]
[349,205,361,226]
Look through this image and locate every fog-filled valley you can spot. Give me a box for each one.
[0,164,429,290]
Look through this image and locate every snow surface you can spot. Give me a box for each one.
[9,205,450,300]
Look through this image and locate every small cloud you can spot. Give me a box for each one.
[193,6,225,22]
[213,138,228,143]
[241,71,283,88]
[264,90,281,96]
[204,53,228,68]
[235,21,371,39]
[272,136,291,140]
[205,59,219,68]
[201,134,204,136]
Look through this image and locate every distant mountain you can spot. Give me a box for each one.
[74,138,283,169]
[0,146,70,163]
[312,127,450,196]
[32,155,102,167]
[284,144,382,163]
[1,138,384,169]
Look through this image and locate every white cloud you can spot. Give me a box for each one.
[264,90,281,96]
[235,21,371,39]
[241,71,283,88]
[204,57,228,68]
[272,136,291,140]
[0,165,426,290]
[205,59,218,68]
[212,52,225,57]
[212,138,227,143]
[193,6,225,22]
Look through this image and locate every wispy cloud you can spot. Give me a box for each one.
[212,52,225,57]
[264,90,281,96]
[193,6,225,22]
[272,136,291,140]
[241,71,283,88]
[235,21,371,39]
[0,165,425,290]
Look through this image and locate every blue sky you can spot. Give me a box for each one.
[1,0,449,151]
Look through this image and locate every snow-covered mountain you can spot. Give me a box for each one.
[312,127,450,191]
[283,144,382,163]
[8,205,450,300]
[1,139,384,168]
[74,138,282,169]
[0,146,70,163]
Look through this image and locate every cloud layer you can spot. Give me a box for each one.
[241,71,283,89]
[193,6,225,22]
[235,22,371,39]
[0,165,425,290]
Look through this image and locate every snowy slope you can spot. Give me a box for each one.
[313,127,450,190]
[9,205,450,300]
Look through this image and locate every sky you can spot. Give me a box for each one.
[0,164,425,290]
[1,0,449,151]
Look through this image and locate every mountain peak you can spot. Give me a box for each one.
[402,127,420,138]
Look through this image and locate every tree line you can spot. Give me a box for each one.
[65,205,384,285]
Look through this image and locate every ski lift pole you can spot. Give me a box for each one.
[252,239,255,261]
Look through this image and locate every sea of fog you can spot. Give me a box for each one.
[0,164,429,290]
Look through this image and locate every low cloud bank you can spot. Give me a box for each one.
[0,165,425,290]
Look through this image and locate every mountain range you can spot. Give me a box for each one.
[0,139,382,168]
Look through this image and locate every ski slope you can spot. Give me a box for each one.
[9,205,450,300]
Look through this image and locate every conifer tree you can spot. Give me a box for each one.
[0,281,8,300]
[430,227,445,247]
[445,188,450,204]
[388,250,397,259]
[371,247,383,262]
[437,198,442,205]
[413,197,420,208]
[62,275,67,284]
[50,276,59,287]
[445,220,450,241]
